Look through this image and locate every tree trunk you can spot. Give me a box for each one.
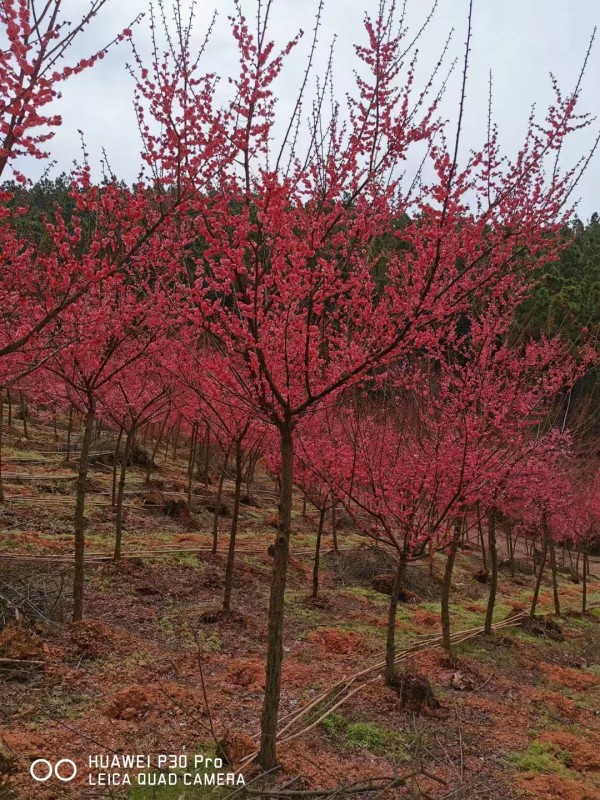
[114,426,135,561]
[476,502,487,571]
[187,422,197,507]
[312,506,326,598]
[223,442,243,612]
[582,550,588,614]
[547,532,561,617]
[73,401,96,622]
[173,419,180,461]
[146,415,167,487]
[204,424,210,488]
[441,519,462,651]
[6,388,11,439]
[111,426,123,507]
[530,532,548,617]
[484,507,498,635]
[164,426,170,462]
[0,388,4,504]
[259,423,293,770]
[384,554,407,685]
[66,405,74,461]
[506,526,515,577]
[212,451,229,554]
[331,502,338,552]
[19,392,28,439]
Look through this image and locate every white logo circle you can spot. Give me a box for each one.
[29,758,78,783]
[54,759,78,782]
[30,759,53,782]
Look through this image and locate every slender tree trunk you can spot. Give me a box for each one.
[204,424,210,488]
[384,554,407,685]
[73,400,96,622]
[212,451,229,554]
[6,389,11,440]
[506,526,515,577]
[164,426,170,462]
[547,532,561,617]
[302,496,307,517]
[111,427,124,507]
[146,415,167,487]
[246,453,257,497]
[259,422,293,770]
[173,419,181,461]
[582,550,588,614]
[441,519,462,651]
[187,422,197,507]
[530,532,548,617]
[114,426,135,561]
[223,443,243,612]
[476,502,487,571]
[0,388,5,504]
[484,507,498,635]
[19,392,28,439]
[312,506,326,598]
[331,502,338,553]
[66,406,74,461]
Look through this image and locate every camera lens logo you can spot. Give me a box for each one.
[30,759,77,783]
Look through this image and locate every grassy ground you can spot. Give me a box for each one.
[0,417,599,799]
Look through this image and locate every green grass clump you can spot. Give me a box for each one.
[508,740,572,775]
[320,713,407,757]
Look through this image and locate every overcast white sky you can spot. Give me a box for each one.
[35,0,600,220]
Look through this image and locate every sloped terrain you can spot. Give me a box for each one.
[0,421,598,800]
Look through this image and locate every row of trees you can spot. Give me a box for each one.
[1,0,599,770]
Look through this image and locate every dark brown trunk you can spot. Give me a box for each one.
[223,442,243,612]
[331,503,338,552]
[484,507,498,635]
[187,422,197,507]
[312,506,326,598]
[114,426,135,561]
[204,424,210,488]
[0,387,4,504]
[212,450,229,554]
[146,415,167,487]
[173,419,180,461]
[111,426,124,506]
[547,533,560,617]
[6,388,11,436]
[259,423,293,770]
[476,502,487,571]
[506,526,515,577]
[530,531,548,617]
[441,519,462,650]
[582,550,588,614]
[384,554,407,685]
[73,400,95,622]
[66,406,74,461]
[164,426,170,462]
[19,392,28,439]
